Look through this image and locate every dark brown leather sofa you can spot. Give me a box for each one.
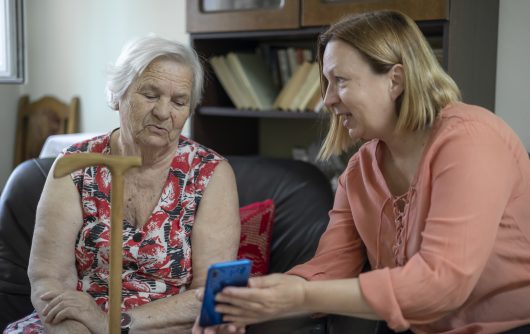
[0,156,379,333]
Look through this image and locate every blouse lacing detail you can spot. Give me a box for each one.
[392,187,414,266]
[375,186,415,269]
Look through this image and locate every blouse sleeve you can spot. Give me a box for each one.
[358,120,521,331]
[288,168,367,280]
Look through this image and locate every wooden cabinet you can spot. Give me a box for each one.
[186,1,299,33]
[187,0,499,157]
[189,26,326,156]
[187,0,449,32]
[301,0,448,27]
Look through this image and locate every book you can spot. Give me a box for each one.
[305,87,323,112]
[313,98,325,113]
[255,44,282,91]
[273,61,313,111]
[225,52,279,110]
[286,47,300,77]
[209,56,250,109]
[290,62,320,111]
[276,48,291,86]
[302,49,313,62]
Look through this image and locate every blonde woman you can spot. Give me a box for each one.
[194,10,530,334]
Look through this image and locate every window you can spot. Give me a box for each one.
[0,0,23,83]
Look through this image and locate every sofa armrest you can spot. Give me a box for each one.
[0,158,55,329]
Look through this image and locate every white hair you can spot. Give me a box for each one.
[105,34,204,111]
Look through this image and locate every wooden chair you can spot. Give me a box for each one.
[14,95,79,167]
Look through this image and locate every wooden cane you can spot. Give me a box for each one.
[54,153,142,334]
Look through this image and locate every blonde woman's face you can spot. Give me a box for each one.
[119,57,193,149]
[322,40,399,141]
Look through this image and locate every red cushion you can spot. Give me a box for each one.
[237,199,275,276]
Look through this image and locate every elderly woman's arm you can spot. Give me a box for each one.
[126,160,241,333]
[28,159,103,334]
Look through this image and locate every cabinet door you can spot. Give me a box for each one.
[186,0,300,33]
[302,0,449,27]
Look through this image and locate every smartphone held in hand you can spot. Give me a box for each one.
[199,259,252,327]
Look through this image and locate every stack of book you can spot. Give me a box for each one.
[209,51,323,112]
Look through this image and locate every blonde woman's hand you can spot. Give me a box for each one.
[214,273,307,326]
[192,288,245,334]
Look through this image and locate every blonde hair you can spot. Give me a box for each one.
[317,10,461,159]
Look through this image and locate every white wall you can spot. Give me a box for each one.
[0,0,188,189]
[23,0,188,133]
[496,0,530,151]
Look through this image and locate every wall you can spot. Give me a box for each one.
[0,0,188,190]
[0,86,19,189]
[496,0,530,151]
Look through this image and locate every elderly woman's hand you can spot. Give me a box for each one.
[41,290,107,334]
[214,273,307,326]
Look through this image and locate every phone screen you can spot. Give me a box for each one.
[199,259,252,327]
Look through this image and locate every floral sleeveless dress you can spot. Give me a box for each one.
[5,132,223,333]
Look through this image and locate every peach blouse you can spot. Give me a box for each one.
[289,103,530,333]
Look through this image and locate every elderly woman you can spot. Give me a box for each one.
[195,10,530,334]
[5,36,240,333]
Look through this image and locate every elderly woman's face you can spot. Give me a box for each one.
[119,57,193,149]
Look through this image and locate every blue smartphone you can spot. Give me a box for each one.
[199,259,252,327]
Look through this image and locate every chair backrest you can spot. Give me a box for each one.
[14,95,79,167]
[0,158,54,330]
